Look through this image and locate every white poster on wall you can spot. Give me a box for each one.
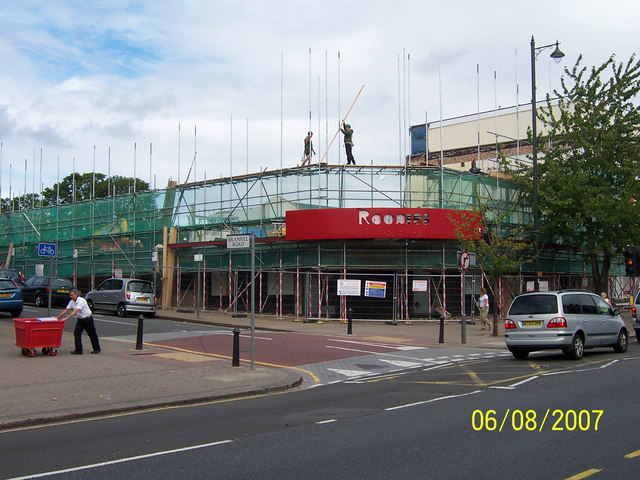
[337,279,361,296]
[412,280,428,292]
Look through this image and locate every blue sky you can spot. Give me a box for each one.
[0,0,639,197]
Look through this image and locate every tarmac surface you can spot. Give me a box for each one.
[0,308,633,430]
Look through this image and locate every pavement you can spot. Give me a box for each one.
[0,308,631,430]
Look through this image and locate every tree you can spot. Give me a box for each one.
[453,183,533,336]
[40,173,150,205]
[509,54,640,294]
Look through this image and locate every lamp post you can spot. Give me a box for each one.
[530,35,564,289]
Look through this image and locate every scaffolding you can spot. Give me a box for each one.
[0,164,618,317]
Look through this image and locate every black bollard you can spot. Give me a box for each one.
[347,308,353,335]
[232,328,241,366]
[135,314,144,350]
[438,315,445,343]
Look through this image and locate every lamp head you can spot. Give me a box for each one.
[550,41,565,63]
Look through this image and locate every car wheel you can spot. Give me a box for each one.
[613,330,628,353]
[87,299,95,313]
[144,312,156,318]
[510,349,529,360]
[636,329,640,344]
[10,308,22,318]
[34,294,47,307]
[564,334,584,360]
[116,303,126,317]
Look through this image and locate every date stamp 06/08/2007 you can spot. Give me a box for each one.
[471,409,604,432]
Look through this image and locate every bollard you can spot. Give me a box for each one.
[438,315,445,343]
[461,313,467,344]
[135,314,144,350]
[232,328,241,366]
[347,308,353,335]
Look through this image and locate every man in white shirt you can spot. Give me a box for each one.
[57,289,101,354]
[478,287,490,330]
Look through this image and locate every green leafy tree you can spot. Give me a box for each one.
[509,54,640,294]
[40,173,149,205]
[454,184,533,336]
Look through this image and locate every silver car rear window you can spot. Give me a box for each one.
[509,294,558,315]
[128,281,152,293]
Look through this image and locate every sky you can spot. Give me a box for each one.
[0,0,638,199]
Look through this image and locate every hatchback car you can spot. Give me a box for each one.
[0,277,24,317]
[21,276,75,307]
[505,290,628,360]
[85,278,156,317]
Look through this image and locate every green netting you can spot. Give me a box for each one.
[0,165,545,277]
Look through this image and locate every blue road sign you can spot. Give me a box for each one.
[38,243,57,257]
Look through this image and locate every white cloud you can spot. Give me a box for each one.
[0,0,638,195]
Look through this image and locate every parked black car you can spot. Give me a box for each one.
[21,276,75,307]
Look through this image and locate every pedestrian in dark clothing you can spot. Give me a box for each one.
[301,131,315,166]
[57,288,101,354]
[340,120,356,165]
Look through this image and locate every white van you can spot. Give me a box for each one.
[505,290,628,360]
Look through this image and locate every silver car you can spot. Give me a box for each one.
[505,290,628,360]
[85,278,156,318]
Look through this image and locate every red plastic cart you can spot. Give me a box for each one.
[14,318,66,357]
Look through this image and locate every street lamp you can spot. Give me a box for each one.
[530,36,564,289]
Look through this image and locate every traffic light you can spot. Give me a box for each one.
[624,246,640,277]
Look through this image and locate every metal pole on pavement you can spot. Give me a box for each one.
[136,314,144,350]
[250,233,255,369]
[232,328,240,366]
[461,271,467,344]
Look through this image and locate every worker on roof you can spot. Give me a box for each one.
[301,131,315,166]
[340,120,356,165]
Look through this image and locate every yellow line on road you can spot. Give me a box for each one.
[624,449,640,458]
[462,366,486,386]
[564,468,602,480]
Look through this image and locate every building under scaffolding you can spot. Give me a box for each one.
[1,161,608,322]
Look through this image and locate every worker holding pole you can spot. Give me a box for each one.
[340,120,356,165]
[317,85,364,165]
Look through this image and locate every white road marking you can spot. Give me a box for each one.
[315,419,338,424]
[326,368,375,378]
[378,359,423,368]
[508,376,539,387]
[4,440,233,480]
[385,390,484,411]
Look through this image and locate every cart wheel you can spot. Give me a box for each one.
[21,348,28,356]
[49,348,58,356]
[42,347,50,355]
[28,349,37,357]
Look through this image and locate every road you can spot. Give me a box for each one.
[1,308,639,480]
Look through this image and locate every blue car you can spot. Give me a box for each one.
[0,277,24,317]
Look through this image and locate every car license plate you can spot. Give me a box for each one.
[137,297,149,302]
[57,289,69,294]
[0,293,11,298]
[523,321,543,327]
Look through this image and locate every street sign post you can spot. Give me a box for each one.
[226,233,256,368]
[459,250,470,344]
[227,235,251,249]
[37,243,57,257]
[37,243,57,317]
